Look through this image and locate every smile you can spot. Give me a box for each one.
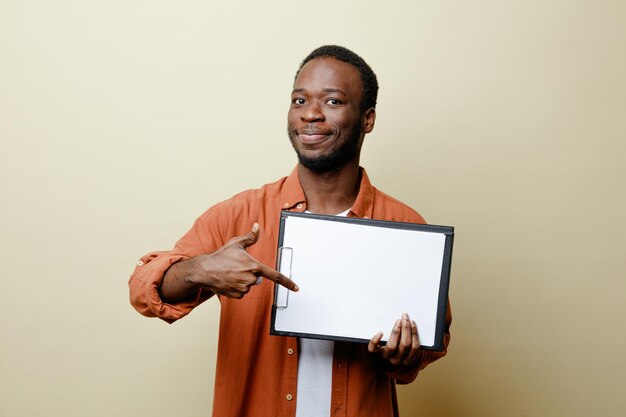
[297,131,332,145]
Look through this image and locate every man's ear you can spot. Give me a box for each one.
[362,108,376,134]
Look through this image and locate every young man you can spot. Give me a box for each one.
[129,45,451,417]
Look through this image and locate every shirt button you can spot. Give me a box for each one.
[287,348,294,355]
[286,394,293,401]
[296,203,303,209]
[137,260,144,266]
[284,202,290,207]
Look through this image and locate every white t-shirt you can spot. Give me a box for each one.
[295,338,335,417]
[295,209,349,417]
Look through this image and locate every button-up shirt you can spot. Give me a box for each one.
[129,166,451,417]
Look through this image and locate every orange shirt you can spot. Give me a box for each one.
[129,167,451,417]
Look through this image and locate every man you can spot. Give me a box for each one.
[129,45,451,417]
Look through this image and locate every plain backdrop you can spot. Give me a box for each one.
[1,1,625,416]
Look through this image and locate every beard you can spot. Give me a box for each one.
[288,119,363,173]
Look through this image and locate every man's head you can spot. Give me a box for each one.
[288,46,378,173]
[295,45,378,113]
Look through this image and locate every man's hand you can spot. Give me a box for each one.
[159,223,298,302]
[367,313,420,368]
[194,223,299,298]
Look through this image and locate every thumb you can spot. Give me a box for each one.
[368,331,384,353]
[238,223,260,248]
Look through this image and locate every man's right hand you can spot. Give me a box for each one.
[159,223,298,302]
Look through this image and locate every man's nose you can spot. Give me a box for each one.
[301,102,324,123]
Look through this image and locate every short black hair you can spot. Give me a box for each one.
[295,45,378,112]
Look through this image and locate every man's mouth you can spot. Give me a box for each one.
[297,130,331,144]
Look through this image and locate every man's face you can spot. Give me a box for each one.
[287,57,373,173]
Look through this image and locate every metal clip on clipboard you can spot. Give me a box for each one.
[274,247,293,308]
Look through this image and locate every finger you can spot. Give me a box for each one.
[220,274,257,299]
[256,262,299,291]
[230,223,260,249]
[368,331,384,353]
[403,320,421,365]
[382,319,401,359]
[411,320,420,349]
[237,278,256,294]
[222,290,244,299]
[397,313,412,358]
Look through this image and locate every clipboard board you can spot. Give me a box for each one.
[270,211,454,351]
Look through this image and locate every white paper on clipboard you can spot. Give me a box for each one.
[271,212,453,350]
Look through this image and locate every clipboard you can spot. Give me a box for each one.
[270,211,454,351]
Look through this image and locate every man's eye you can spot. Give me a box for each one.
[326,98,341,105]
[292,98,305,105]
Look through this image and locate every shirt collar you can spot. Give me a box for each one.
[349,168,375,219]
[280,166,375,219]
[280,166,308,212]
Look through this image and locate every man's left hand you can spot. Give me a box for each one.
[368,313,420,368]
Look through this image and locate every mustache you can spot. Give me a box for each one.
[293,124,333,135]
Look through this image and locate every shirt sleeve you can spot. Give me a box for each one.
[128,204,226,323]
[376,300,452,384]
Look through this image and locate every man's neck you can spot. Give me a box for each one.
[297,162,361,215]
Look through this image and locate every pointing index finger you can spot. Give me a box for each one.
[257,263,299,291]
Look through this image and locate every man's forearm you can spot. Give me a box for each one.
[159,257,210,303]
